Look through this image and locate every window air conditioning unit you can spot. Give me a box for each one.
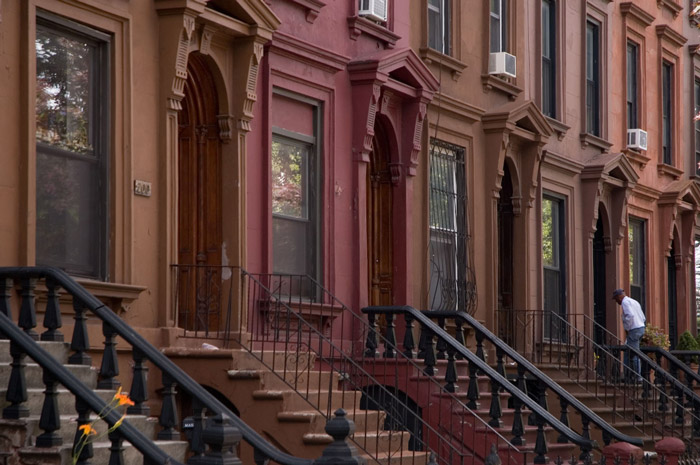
[359,0,387,22]
[488,52,517,78]
[627,129,648,151]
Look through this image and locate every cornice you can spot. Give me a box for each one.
[419,47,468,81]
[269,31,350,73]
[656,25,688,49]
[656,162,684,180]
[542,150,584,176]
[620,2,655,27]
[429,93,485,124]
[480,74,522,101]
[632,183,662,202]
[656,0,682,18]
[347,16,399,49]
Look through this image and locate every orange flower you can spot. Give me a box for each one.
[113,387,135,407]
[78,424,97,436]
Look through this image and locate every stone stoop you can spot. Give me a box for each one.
[0,340,188,465]
[166,347,431,465]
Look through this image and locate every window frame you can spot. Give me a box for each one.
[34,10,111,280]
[427,0,450,55]
[428,138,468,312]
[628,217,646,314]
[694,77,700,176]
[626,40,640,130]
[585,18,601,137]
[542,193,567,340]
[489,0,508,53]
[662,60,674,165]
[541,0,556,118]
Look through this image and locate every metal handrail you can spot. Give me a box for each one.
[424,309,642,447]
[363,306,598,452]
[0,266,312,465]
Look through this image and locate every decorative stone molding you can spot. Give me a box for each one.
[545,117,570,141]
[657,162,683,180]
[481,74,522,101]
[620,2,655,27]
[657,0,683,18]
[270,32,349,74]
[347,16,399,48]
[171,15,197,110]
[285,0,326,23]
[419,47,468,81]
[656,25,688,49]
[199,24,216,56]
[580,132,613,153]
[217,114,234,142]
[658,180,700,255]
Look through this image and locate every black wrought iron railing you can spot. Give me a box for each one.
[0,267,321,465]
[172,267,527,465]
[363,306,608,464]
[498,309,700,445]
[587,315,700,453]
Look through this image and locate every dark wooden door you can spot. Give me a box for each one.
[498,165,514,344]
[368,134,394,306]
[668,241,678,349]
[593,215,606,345]
[177,53,222,332]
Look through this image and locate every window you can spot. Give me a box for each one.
[541,0,556,118]
[428,140,467,311]
[694,78,700,175]
[662,61,673,165]
[35,13,110,279]
[629,218,646,313]
[626,41,639,130]
[542,194,566,340]
[490,0,508,53]
[271,128,320,287]
[695,237,700,331]
[428,0,450,55]
[586,20,600,137]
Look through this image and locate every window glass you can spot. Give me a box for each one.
[35,17,109,279]
[428,0,450,55]
[695,237,700,331]
[662,61,673,165]
[541,0,555,118]
[586,20,600,136]
[272,140,309,219]
[543,195,566,340]
[626,42,638,130]
[695,79,700,175]
[490,0,506,53]
[629,218,646,313]
[429,140,467,311]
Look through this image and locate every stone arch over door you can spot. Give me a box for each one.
[581,153,638,338]
[155,0,279,330]
[482,101,553,329]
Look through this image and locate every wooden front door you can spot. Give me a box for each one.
[593,215,606,345]
[367,134,394,306]
[177,53,223,332]
[497,164,514,345]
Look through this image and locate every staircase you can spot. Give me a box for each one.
[0,339,188,464]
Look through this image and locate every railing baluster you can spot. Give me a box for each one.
[402,314,415,358]
[475,330,485,374]
[188,398,207,462]
[158,372,180,440]
[488,376,502,427]
[579,417,592,461]
[74,397,93,465]
[454,318,465,360]
[2,340,29,419]
[693,400,700,438]
[0,278,12,340]
[422,325,436,376]
[435,317,446,360]
[534,395,548,465]
[466,359,479,409]
[511,364,525,445]
[671,363,684,425]
[444,342,457,393]
[41,278,63,342]
[127,346,149,415]
[383,313,396,358]
[364,313,377,358]
[108,430,125,465]
[254,447,270,465]
[35,368,62,447]
[97,321,120,390]
[68,300,91,366]
[557,398,569,443]
[18,278,38,340]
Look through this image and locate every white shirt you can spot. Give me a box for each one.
[621,296,646,331]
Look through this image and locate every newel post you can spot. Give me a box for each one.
[313,409,366,465]
[655,438,685,465]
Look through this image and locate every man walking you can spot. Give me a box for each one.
[612,288,646,382]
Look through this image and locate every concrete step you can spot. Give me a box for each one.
[0,363,98,390]
[0,388,114,416]
[0,340,70,365]
[228,368,339,392]
[57,438,188,464]
[368,450,432,465]
[252,389,363,413]
[278,409,386,435]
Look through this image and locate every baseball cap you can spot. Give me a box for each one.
[612,289,625,299]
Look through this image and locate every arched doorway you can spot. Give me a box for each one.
[592,213,606,344]
[367,125,394,306]
[177,53,223,332]
[497,164,514,345]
